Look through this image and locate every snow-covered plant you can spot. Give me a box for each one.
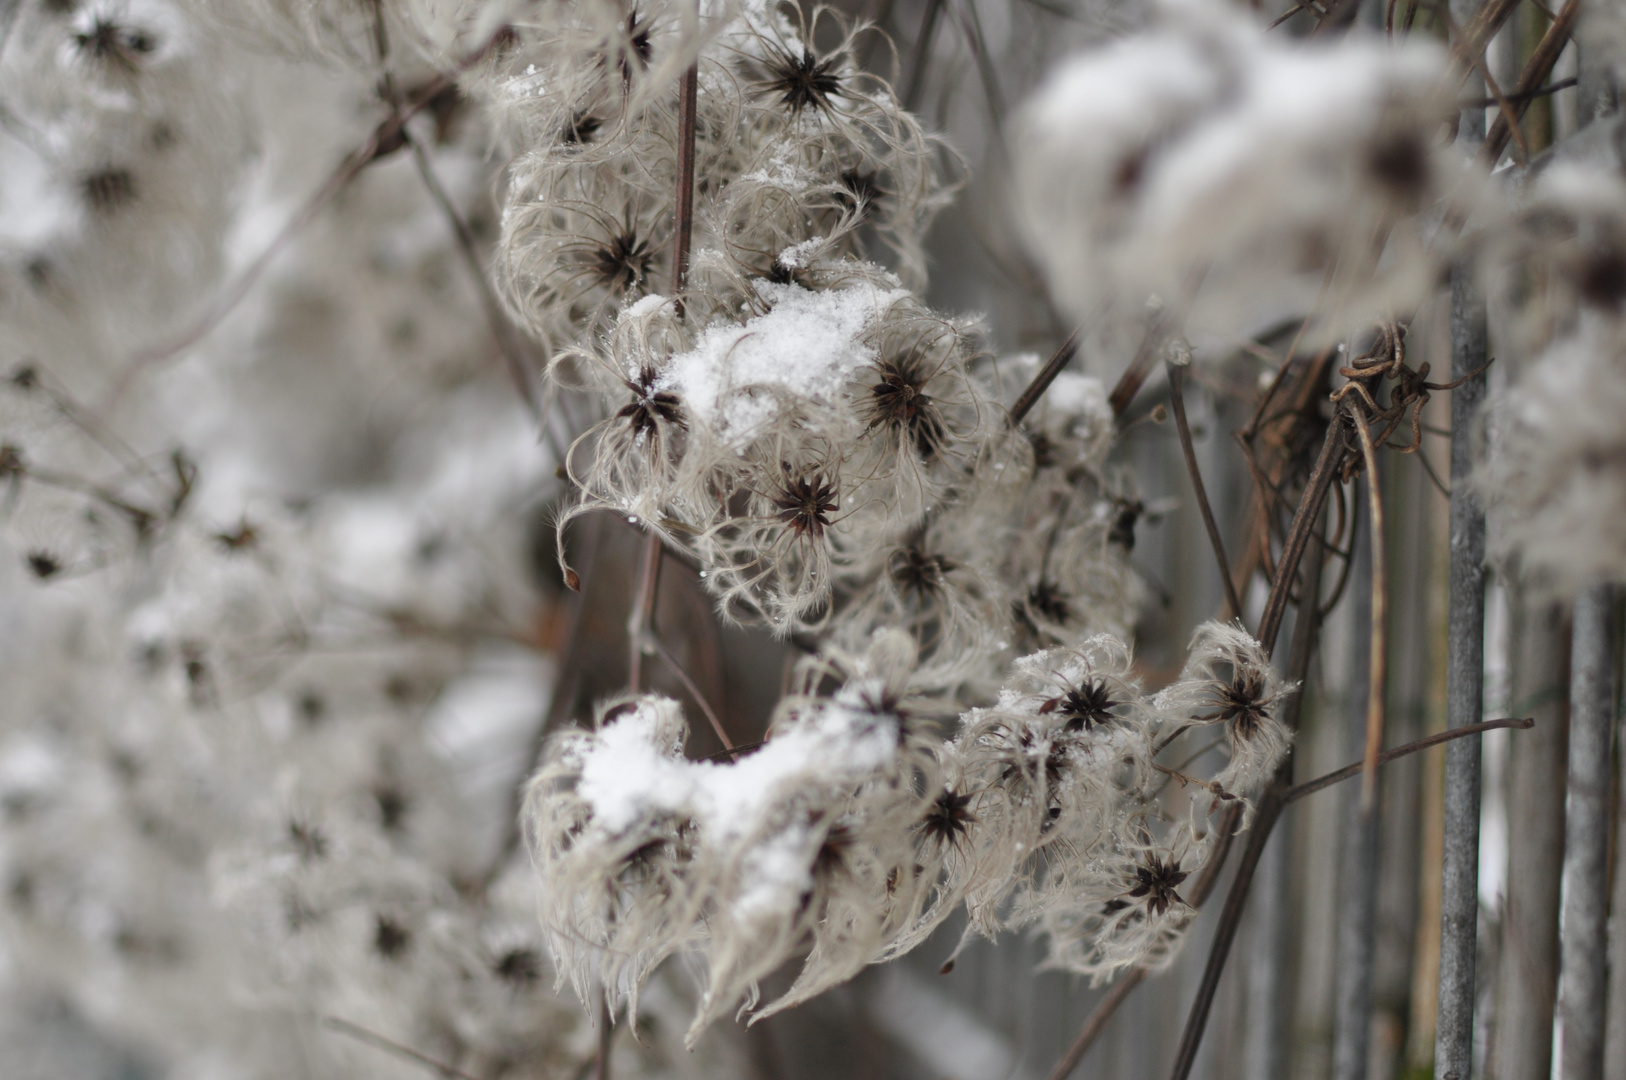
[527,620,1290,1037]
[4,0,1625,1074]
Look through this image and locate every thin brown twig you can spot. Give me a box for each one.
[1417,439,1452,499]
[1107,317,1165,419]
[626,56,699,696]
[1168,787,1287,1080]
[1268,0,1317,29]
[1168,361,1245,620]
[1008,329,1081,426]
[1310,0,1363,36]
[672,63,700,303]
[324,1016,487,1080]
[1284,717,1533,804]
[699,738,766,761]
[649,636,736,756]
[403,129,543,422]
[1469,54,1530,159]
[1482,0,1581,164]
[1045,971,1148,1080]
[1256,420,1345,653]
[596,58,704,1080]
[1448,0,1522,83]
[948,0,1007,121]
[1460,75,1576,109]
[627,529,664,694]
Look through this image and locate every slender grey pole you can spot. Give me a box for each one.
[1493,592,1568,1080]
[1560,586,1613,1080]
[1334,494,1377,1080]
[1609,624,1626,1080]
[1245,826,1293,1080]
[1436,24,1489,1064]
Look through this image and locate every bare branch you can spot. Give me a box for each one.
[1008,329,1080,426]
[324,1017,487,1080]
[1168,361,1245,620]
[1284,717,1534,804]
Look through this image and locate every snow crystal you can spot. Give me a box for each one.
[576,687,901,841]
[733,825,814,916]
[619,293,672,322]
[576,701,698,834]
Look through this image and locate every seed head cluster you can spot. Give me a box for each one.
[527,623,1293,1037]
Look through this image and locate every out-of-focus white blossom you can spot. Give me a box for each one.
[1011,0,1478,348]
[1483,316,1626,595]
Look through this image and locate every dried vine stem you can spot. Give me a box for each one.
[595,995,614,1080]
[1331,473,1376,1080]
[1167,360,1245,619]
[1107,315,1166,418]
[671,62,700,311]
[902,0,944,110]
[1045,971,1146,1080]
[627,58,701,698]
[404,131,543,421]
[1448,0,1522,88]
[324,1017,487,1080]
[650,635,736,756]
[627,528,665,694]
[1481,0,1579,164]
[1166,517,1331,1080]
[1257,419,1346,653]
[1008,329,1081,426]
[1284,717,1533,804]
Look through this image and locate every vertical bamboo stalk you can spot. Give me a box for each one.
[1334,491,1377,1080]
[1560,585,1613,1080]
[1373,448,1431,1077]
[1608,646,1626,1080]
[1245,827,1294,1080]
[1437,42,1490,1066]
[1410,406,1453,1069]
[1492,591,1567,1080]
